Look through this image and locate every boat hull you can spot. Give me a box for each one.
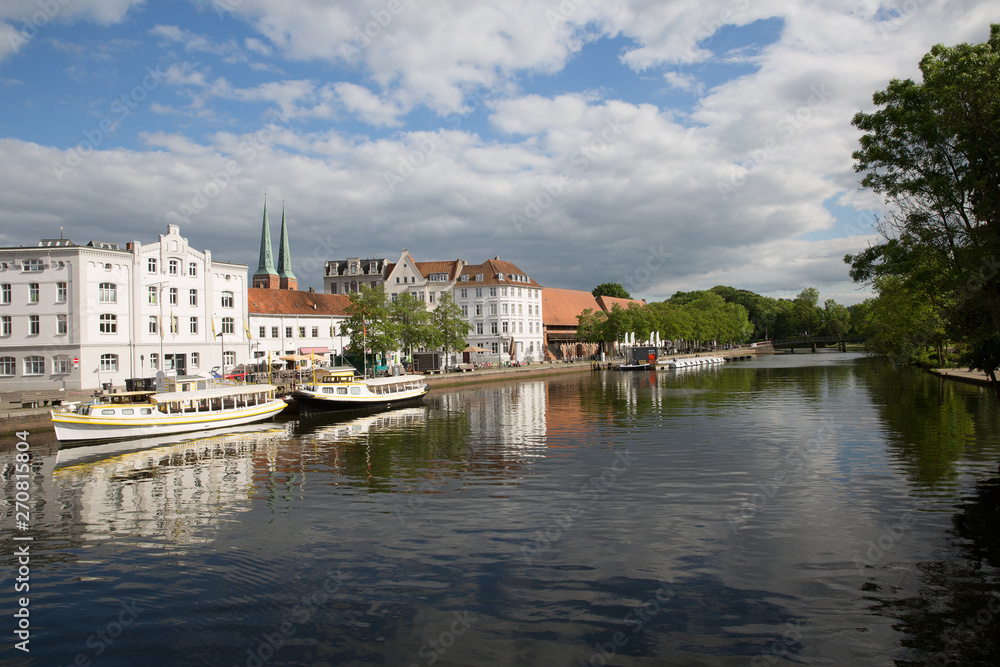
[293,388,429,414]
[51,399,287,442]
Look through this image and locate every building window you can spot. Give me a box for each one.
[169,287,178,305]
[475,304,482,316]
[476,323,483,335]
[461,305,468,316]
[331,284,338,294]
[475,288,482,298]
[188,262,197,277]
[191,352,199,368]
[100,354,118,372]
[403,276,408,284]
[502,321,508,334]
[168,259,179,275]
[148,258,157,273]
[190,317,198,334]
[1,283,10,304]
[460,275,469,282]
[501,287,507,297]
[475,274,483,281]
[518,303,523,315]
[29,315,39,335]
[223,351,235,366]
[491,322,498,335]
[222,317,235,334]
[391,293,398,302]
[491,342,498,354]
[23,356,44,375]
[57,282,67,303]
[429,292,435,303]
[272,326,279,338]
[519,321,523,333]
[1,316,10,336]
[189,289,197,306]
[148,286,157,304]
[489,287,497,297]
[460,288,467,298]
[285,326,292,338]
[29,283,39,303]
[149,316,158,335]
[502,303,508,315]
[0,357,14,376]
[222,291,234,308]
[99,313,117,334]
[396,277,400,284]
[98,282,116,303]
[312,326,319,337]
[490,304,497,315]
[259,326,267,338]
[299,326,306,338]
[150,353,158,369]
[57,314,67,335]
[22,259,43,272]
[55,357,72,374]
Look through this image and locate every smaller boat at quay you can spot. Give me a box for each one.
[292,366,429,413]
[667,356,726,369]
[51,377,285,442]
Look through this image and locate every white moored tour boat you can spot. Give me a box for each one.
[667,356,726,369]
[293,366,429,413]
[51,381,286,442]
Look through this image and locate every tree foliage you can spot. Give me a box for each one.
[340,286,396,362]
[592,282,632,300]
[431,293,473,359]
[846,24,1000,394]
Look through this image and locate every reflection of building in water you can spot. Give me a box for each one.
[298,407,427,444]
[438,381,546,454]
[53,424,292,544]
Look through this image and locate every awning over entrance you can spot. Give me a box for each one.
[299,347,330,354]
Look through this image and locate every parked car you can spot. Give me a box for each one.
[224,364,253,381]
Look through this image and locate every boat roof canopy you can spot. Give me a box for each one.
[151,384,278,403]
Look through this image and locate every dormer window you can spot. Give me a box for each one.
[475,274,483,281]
[460,275,469,282]
[498,273,505,281]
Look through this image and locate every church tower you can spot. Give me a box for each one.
[252,196,279,289]
[277,204,298,291]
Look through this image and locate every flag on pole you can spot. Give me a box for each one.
[159,315,164,339]
[211,317,216,336]
[244,318,252,340]
[171,308,176,338]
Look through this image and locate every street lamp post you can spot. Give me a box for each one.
[216,332,224,375]
[497,333,502,368]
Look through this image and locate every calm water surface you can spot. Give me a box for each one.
[2,353,999,666]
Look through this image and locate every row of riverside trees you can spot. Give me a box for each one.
[338,287,471,366]
[845,24,1000,398]
[577,284,864,350]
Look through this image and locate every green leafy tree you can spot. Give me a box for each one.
[592,282,632,300]
[390,292,432,362]
[432,293,472,362]
[340,286,396,367]
[822,299,851,338]
[576,308,609,345]
[847,24,1000,396]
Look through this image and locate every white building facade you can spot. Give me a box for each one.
[0,225,248,392]
[453,258,544,363]
[247,288,351,367]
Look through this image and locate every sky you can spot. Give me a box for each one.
[0,0,995,305]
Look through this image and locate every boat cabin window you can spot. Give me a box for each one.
[122,408,134,415]
[350,387,361,395]
[323,387,335,394]
[101,409,115,415]
[140,408,152,415]
[337,387,348,395]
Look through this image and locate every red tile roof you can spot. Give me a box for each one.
[248,288,351,316]
[542,287,600,326]
[457,257,542,288]
[415,260,464,280]
[596,295,646,311]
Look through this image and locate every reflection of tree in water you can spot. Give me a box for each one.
[853,359,990,488]
[867,469,1000,666]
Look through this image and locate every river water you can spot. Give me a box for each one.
[2,352,999,666]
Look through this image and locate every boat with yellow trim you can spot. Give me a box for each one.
[292,366,429,413]
[50,380,286,442]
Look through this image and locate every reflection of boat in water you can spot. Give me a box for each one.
[668,356,725,369]
[292,366,429,413]
[54,422,293,470]
[50,382,285,442]
[297,406,428,441]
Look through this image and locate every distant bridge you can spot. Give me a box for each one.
[770,336,864,352]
